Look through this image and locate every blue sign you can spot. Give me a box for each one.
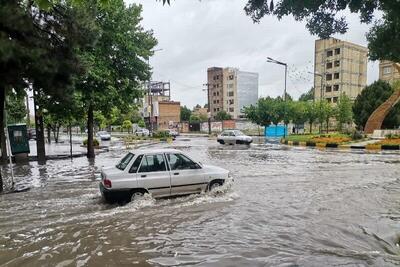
[265,125,287,137]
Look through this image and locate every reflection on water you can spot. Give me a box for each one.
[0,137,400,266]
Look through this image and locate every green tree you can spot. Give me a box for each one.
[122,120,132,133]
[189,114,201,123]
[353,80,400,130]
[316,100,334,133]
[6,90,26,124]
[305,101,318,133]
[94,111,107,130]
[244,97,275,126]
[180,106,191,122]
[335,93,353,132]
[199,113,208,122]
[138,119,146,128]
[215,110,232,121]
[299,88,314,102]
[291,101,308,130]
[76,0,157,158]
[244,1,400,61]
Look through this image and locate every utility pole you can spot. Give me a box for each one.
[203,83,212,135]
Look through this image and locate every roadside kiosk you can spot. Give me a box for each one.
[7,124,30,162]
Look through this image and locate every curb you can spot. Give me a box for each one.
[280,139,400,151]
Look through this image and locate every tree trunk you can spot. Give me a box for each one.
[326,119,329,133]
[69,122,72,160]
[47,125,51,144]
[0,87,7,164]
[34,91,46,164]
[87,104,95,159]
[309,122,312,134]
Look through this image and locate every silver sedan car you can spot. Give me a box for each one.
[217,130,253,145]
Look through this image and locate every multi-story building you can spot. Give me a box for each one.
[314,38,368,103]
[207,67,258,119]
[379,60,400,84]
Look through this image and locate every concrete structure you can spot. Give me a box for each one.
[193,106,208,117]
[207,67,258,119]
[314,38,368,103]
[379,60,400,84]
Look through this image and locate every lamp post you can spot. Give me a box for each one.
[147,48,163,134]
[267,57,288,137]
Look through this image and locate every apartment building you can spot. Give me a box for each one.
[379,60,400,84]
[314,38,368,103]
[207,67,258,119]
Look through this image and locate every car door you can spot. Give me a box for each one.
[166,153,207,196]
[225,131,235,144]
[136,153,171,198]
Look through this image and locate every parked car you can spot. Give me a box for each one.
[165,129,179,139]
[217,129,252,145]
[96,131,111,141]
[99,148,230,202]
[135,128,150,136]
[28,128,36,140]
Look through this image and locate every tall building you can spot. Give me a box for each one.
[314,38,368,103]
[379,60,400,83]
[207,67,258,119]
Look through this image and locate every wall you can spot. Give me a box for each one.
[157,101,180,130]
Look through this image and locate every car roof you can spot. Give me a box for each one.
[128,148,183,154]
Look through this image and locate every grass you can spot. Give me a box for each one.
[377,138,400,145]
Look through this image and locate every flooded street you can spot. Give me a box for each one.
[1,137,400,266]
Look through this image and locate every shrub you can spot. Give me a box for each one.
[351,130,364,140]
[153,131,171,139]
[83,138,99,147]
[385,133,400,139]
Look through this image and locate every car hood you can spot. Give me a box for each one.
[202,164,229,175]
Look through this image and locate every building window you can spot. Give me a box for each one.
[217,108,220,112]
[383,66,392,75]
[333,84,339,91]
[327,50,333,57]
[326,97,331,103]
[333,97,338,103]
[326,62,333,69]
[228,91,234,97]
[213,92,216,96]
[334,48,340,55]
[229,108,234,112]
[216,91,219,96]
[326,74,332,81]
[334,60,340,67]
[334,73,340,79]
[213,100,216,104]
[214,108,217,112]
[326,86,332,92]
[216,100,219,104]
[228,75,234,80]
[229,99,234,105]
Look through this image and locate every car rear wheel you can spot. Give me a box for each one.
[218,140,225,144]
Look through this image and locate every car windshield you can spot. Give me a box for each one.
[234,130,244,136]
[116,153,134,170]
[98,131,108,135]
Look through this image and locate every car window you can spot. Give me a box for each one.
[138,154,167,173]
[228,131,235,136]
[166,153,201,170]
[221,131,229,136]
[234,130,244,136]
[116,153,134,171]
[129,154,143,173]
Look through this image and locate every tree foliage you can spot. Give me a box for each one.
[244,1,400,61]
[353,80,400,129]
[299,88,314,102]
[215,110,232,121]
[180,106,191,122]
[335,93,353,131]
[6,90,26,124]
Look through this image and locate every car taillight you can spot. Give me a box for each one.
[103,178,112,188]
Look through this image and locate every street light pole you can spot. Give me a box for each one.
[267,57,288,138]
[203,83,212,135]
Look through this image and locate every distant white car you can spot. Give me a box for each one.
[165,129,179,139]
[99,148,230,202]
[135,128,150,136]
[217,130,252,145]
[96,131,111,141]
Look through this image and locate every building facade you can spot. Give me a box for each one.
[156,101,180,130]
[379,60,400,84]
[207,67,258,119]
[314,38,368,103]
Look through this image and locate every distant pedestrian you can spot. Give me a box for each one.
[292,126,296,134]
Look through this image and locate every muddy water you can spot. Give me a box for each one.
[1,137,400,266]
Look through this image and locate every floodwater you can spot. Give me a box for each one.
[1,137,400,266]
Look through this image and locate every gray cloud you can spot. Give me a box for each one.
[127,0,379,108]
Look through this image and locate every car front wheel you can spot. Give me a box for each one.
[208,180,224,192]
[130,191,144,202]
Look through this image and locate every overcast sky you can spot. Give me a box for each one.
[127,0,380,109]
